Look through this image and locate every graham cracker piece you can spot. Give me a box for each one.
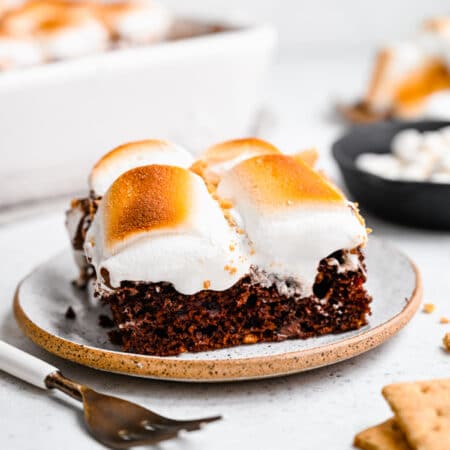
[354,418,411,450]
[382,379,450,450]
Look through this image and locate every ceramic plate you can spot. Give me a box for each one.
[14,237,422,382]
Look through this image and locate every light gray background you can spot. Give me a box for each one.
[165,0,450,53]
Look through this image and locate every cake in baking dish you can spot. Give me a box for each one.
[66,138,371,356]
[0,0,172,70]
[344,17,450,122]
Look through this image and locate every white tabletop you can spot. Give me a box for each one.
[2,54,450,450]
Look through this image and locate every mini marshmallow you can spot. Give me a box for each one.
[397,163,430,181]
[40,18,110,60]
[357,127,450,184]
[430,171,450,183]
[391,128,423,162]
[356,153,402,180]
[440,152,450,171]
[99,0,172,45]
[439,125,450,143]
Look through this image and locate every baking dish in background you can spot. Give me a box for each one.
[0,20,276,206]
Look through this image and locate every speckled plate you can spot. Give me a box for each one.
[14,237,421,382]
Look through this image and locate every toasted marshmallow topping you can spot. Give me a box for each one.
[39,16,109,60]
[217,154,367,295]
[194,137,280,183]
[0,0,172,70]
[99,0,171,45]
[292,148,319,168]
[1,0,109,59]
[89,139,194,196]
[85,165,249,295]
[0,33,44,68]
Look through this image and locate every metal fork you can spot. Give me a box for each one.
[0,341,221,448]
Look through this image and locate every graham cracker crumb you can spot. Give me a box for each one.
[229,244,235,251]
[243,334,258,344]
[440,317,450,324]
[224,265,237,275]
[219,199,233,209]
[203,280,211,289]
[423,303,436,314]
[443,333,450,351]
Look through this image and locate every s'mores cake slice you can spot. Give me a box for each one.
[357,17,450,120]
[77,139,371,356]
[65,139,193,286]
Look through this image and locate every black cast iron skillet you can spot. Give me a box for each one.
[332,120,450,230]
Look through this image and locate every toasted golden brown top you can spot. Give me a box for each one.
[103,165,192,249]
[292,148,318,168]
[201,137,280,165]
[92,139,171,174]
[226,154,345,208]
[0,0,96,35]
[423,17,450,35]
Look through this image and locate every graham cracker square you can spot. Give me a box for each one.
[382,378,450,450]
[354,418,411,450]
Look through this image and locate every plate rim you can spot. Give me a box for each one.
[13,245,422,382]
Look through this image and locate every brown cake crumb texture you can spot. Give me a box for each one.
[98,248,371,356]
[70,196,100,251]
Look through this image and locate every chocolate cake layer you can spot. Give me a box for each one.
[99,249,371,356]
[66,195,100,288]
[68,195,100,251]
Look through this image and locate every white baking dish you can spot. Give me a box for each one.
[0,21,276,206]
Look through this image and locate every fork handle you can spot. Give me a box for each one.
[0,340,58,389]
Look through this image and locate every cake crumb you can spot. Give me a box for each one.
[229,244,235,251]
[444,333,450,351]
[203,280,211,289]
[65,306,76,320]
[441,317,450,324]
[423,303,435,313]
